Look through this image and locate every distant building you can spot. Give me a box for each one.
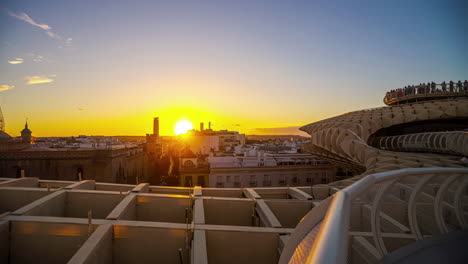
[0,117,148,183]
[145,117,162,158]
[184,122,246,155]
[207,152,335,188]
[179,146,209,187]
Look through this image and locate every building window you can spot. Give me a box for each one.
[77,168,84,181]
[226,176,231,183]
[278,175,286,186]
[16,168,25,178]
[183,160,196,169]
[249,175,257,187]
[185,176,193,187]
[216,176,224,188]
[292,176,298,185]
[197,176,205,187]
[321,172,328,184]
[263,175,271,187]
[306,177,312,184]
[234,176,241,187]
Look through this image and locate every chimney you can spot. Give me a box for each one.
[200,122,204,131]
[153,117,159,137]
[208,121,211,130]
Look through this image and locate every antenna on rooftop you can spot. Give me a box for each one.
[0,106,5,132]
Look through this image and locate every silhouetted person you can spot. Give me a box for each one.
[430,82,436,93]
[457,80,462,92]
[441,81,447,92]
[464,80,468,93]
[449,81,454,92]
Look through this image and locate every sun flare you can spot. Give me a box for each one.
[174,120,193,135]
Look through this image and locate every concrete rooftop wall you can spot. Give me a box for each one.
[254,188,289,199]
[0,221,8,263]
[0,178,314,264]
[66,191,124,219]
[23,191,67,217]
[9,221,91,264]
[201,188,244,198]
[0,188,49,214]
[149,186,192,196]
[95,183,134,192]
[206,230,279,264]
[266,200,313,228]
[113,225,189,264]
[135,195,191,223]
[204,199,255,226]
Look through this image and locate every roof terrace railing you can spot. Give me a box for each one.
[281,167,468,264]
[384,81,467,105]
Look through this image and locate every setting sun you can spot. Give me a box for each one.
[174,120,193,135]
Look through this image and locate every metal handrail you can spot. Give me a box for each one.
[304,167,468,264]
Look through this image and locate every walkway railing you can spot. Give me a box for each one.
[384,82,467,105]
[281,167,468,264]
[370,131,468,157]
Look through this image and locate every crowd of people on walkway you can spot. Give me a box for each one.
[385,80,468,102]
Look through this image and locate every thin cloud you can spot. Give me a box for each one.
[26,53,45,62]
[7,11,51,30]
[249,126,309,136]
[7,11,70,45]
[0,85,14,92]
[8,58,24,64]
[25,75,55,85]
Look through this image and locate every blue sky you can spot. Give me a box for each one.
[0,0,467,136]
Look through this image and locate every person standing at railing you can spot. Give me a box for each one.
[430,82,436,93]
[449,81,454,92]
[441,81,447,92]
[464,80,468,93]
[457,80,462,92]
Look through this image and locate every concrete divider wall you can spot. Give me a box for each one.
[67,224,113,264]
[39,180,75,189]
[135,195,191,223]
[202,189,244,198]
[0,178,38,188]
[206,230,279,264]
[10,221,91,264]
[204,199,254,226]
[23,191,66,217]
[0,221,9,263]
[111,195,136,220]
[66,192,124,219]
[95,183,134,192]
[254,189,289,199]
[0,189,50,214]
[265,200,313,228]
[149,186,192,196]
[113,225,188,264]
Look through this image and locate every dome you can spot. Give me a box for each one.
[21,128,32,133]
[21,122,32,133]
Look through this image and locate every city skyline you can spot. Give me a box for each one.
[1,0,467,136]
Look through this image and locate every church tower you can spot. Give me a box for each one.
[21,121,32,143]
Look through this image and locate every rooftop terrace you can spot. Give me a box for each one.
[0,177,329,264]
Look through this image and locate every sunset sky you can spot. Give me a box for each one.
[1,0,467,136]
